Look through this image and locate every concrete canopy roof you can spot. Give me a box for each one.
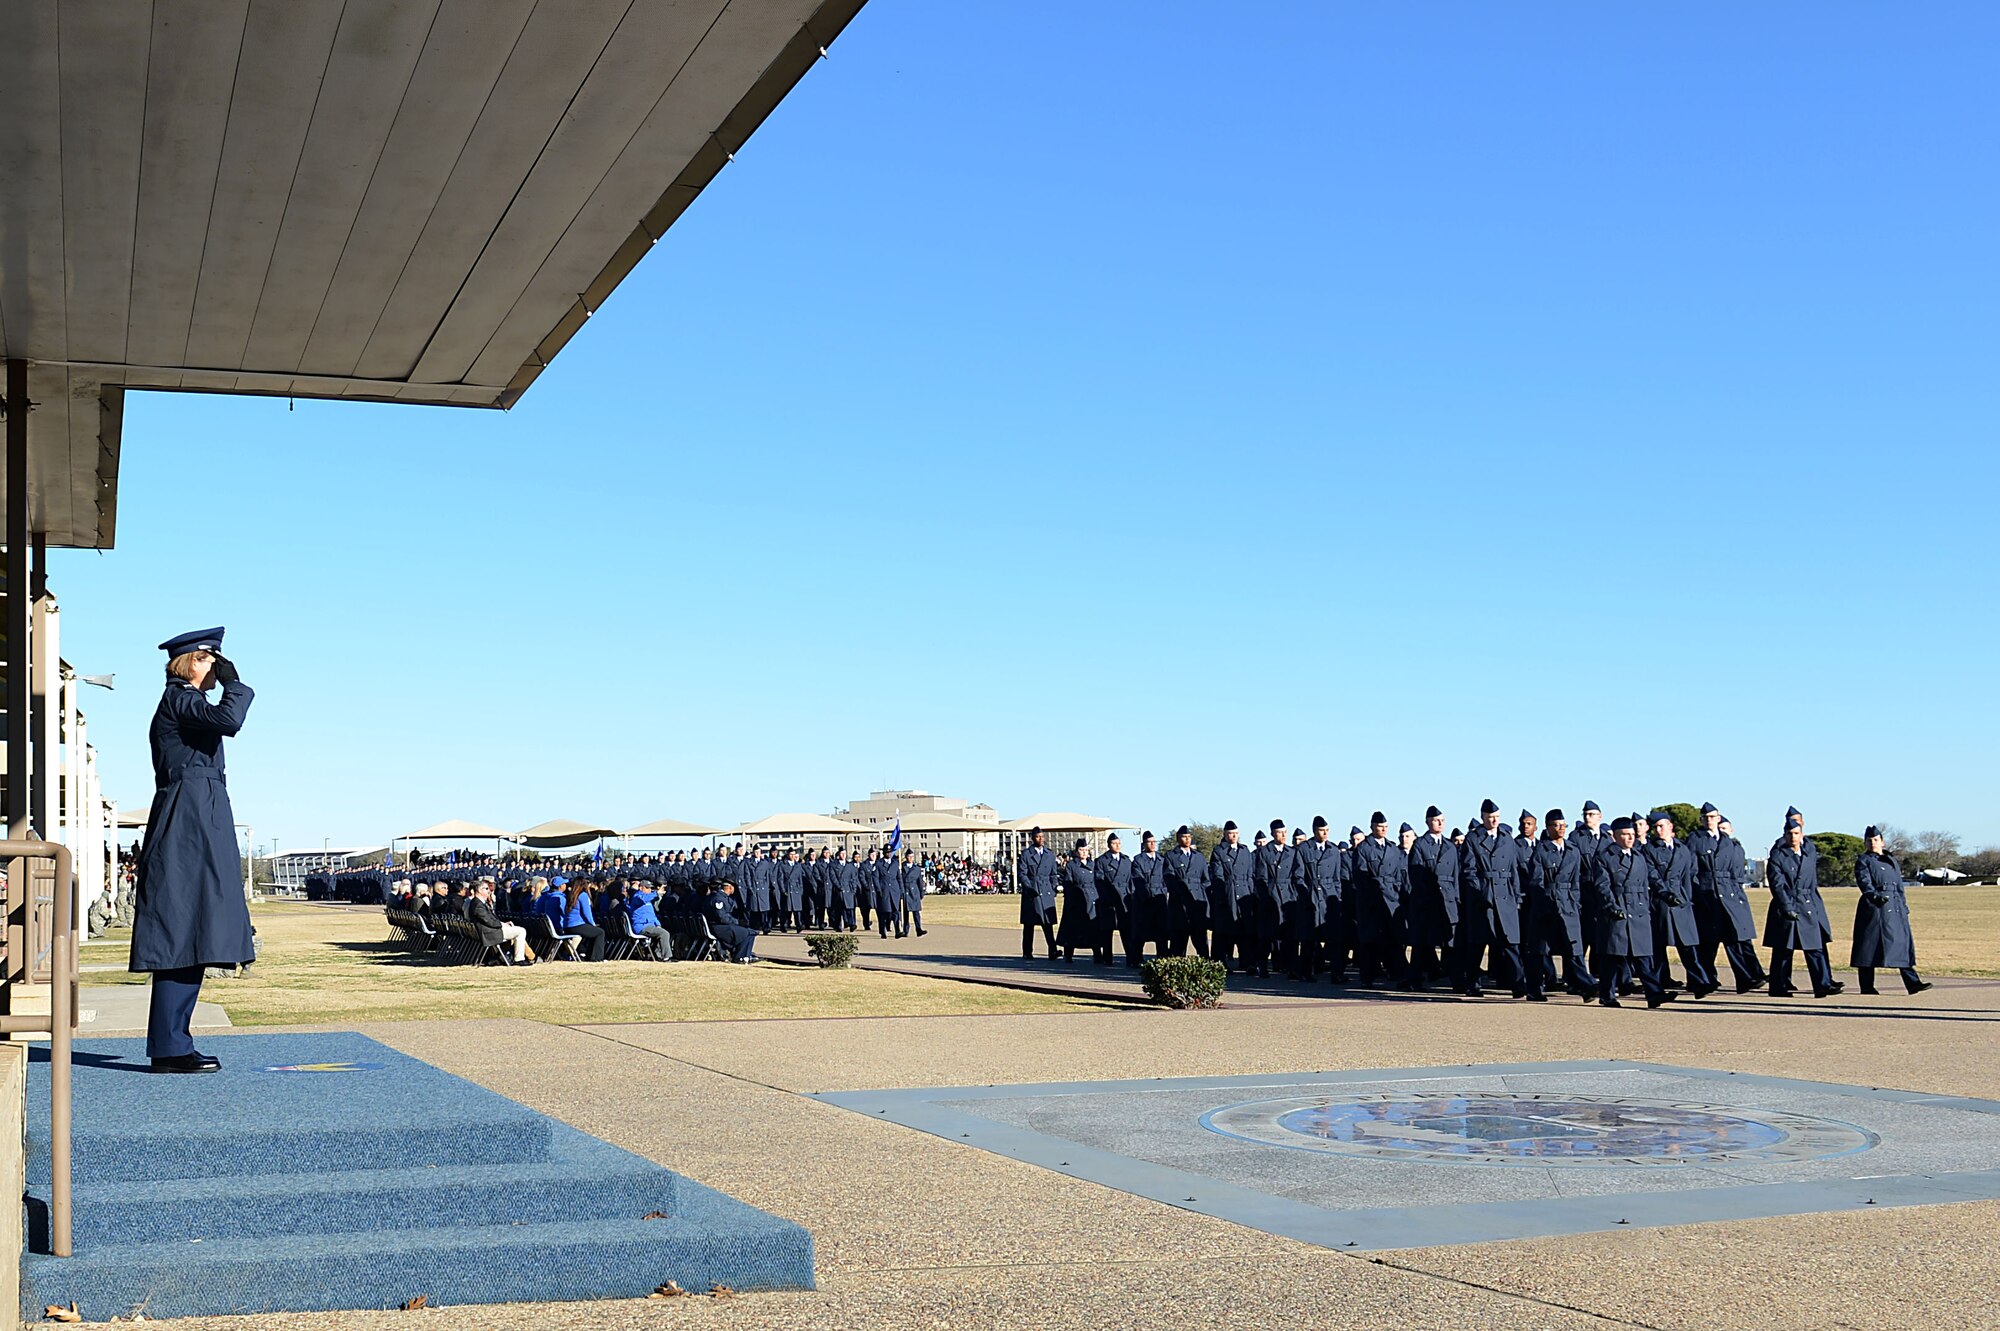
[0,0,866,548]
[400,818,511,840]
[623,816,727,838]
[735,812,874,837]
[516,818,618,849]
[999,812,1136,833]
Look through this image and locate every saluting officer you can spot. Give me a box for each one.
[1017,827,1060,960]
[132,628,254,1072]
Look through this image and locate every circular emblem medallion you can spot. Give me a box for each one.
[1202,1092,1876,1168]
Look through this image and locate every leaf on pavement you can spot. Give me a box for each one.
[401,1294,429,1310]
[45,1304,83,1323]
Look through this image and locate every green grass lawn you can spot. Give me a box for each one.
[85,902,1129,1026]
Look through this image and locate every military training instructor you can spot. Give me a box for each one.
[130,628,254,1073]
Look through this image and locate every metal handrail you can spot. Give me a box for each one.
[0,839,76,1256]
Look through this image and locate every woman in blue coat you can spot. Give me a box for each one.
[1765,818,1840,997]
[131,628,254,1072]
[1853,827,1930,995]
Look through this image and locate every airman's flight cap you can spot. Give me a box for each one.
[158,626,225,655]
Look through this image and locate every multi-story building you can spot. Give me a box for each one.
[833,789,1002,862]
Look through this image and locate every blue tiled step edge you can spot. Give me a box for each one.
[58,1131,680,1245]
[22,1208,813,1321]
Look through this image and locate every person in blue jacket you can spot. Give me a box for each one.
[560,878,607,961]
[1457,799,1523,997]
[777,848,806,933]
[131,628,255,1073]
[1290,818,1339,981]
[626,883,672,960]
[1589,818,1677,1008]
[899,849,927,937]
[1406,807,1459,989]
[1853,827,1930,995]
[1162,826,1209,958]
[855,848,880,932]
[1129,831,1168,964]
[1644,811,1718,997]
[1688,804,1767,992]
[1206,822,1252,971]
[1091,833,1132,965]
[1765,816,1841,997]
[1017,827,1059,960]
[1525,810,1596,1000]
[875,850,904,939]
[1056,839,1097,962]
[828,849,859,933]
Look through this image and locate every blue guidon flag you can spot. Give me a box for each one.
[593,839,604,867]
[886,816,901,858]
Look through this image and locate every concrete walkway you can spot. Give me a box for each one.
[96,973,2000,1330]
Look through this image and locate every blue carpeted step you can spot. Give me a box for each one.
[23,1033,816,1319]
[21,1209,814,1321]
[29,1032,556,1184]
[63,1135,678,1245]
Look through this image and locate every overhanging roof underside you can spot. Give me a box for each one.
[0,0,866,548]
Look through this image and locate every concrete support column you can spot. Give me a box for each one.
[32,595,57,844]
[5,358,30,1006]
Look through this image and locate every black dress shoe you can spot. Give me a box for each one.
[150,1054,219,1074]
[1599,997,1622,1008]
[1769,986,1798,997]
[1908,980,1933,995]
[1858,985,1880,995]
[1646,991,1679,1009]
[1523,993,1548,1002]
[191,1051,220,1069]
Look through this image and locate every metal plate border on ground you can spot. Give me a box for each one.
[813,1060,2000,1249]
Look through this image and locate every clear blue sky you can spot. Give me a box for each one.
[53,0,2000,854]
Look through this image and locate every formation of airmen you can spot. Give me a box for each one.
[326,843,935,939]
[1013,804,1931,1005]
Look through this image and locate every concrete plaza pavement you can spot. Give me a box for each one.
[85,969,2000,1331]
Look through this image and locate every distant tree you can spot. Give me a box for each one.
[351,848,392,868]
[1913,830,1962,871]
[1653,802,1703,843]
[1808,832,1864,887]
[1956,846,2000,880]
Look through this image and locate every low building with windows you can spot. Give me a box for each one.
[833,790,1002,862]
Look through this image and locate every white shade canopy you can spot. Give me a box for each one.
[115,808,149,829]
[516,818,619,849]
[734,812,876,837]
[877,811,1002,833]
[623,816,727,838]
[999,811,1134,833]
[401,819,512,841]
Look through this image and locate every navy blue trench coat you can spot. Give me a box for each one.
[131,679,256,972]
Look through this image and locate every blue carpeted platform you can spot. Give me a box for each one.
[22,1033,813,1320]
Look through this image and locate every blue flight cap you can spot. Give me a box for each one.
[1349,826,1362,837]
[1699,801,1718,815]
[1786,805,1801,818]
[1479,798,1499,816]
[1865,825,1882,840]
[1370,811,1387,826]
[1785,816,1803,830]
[1398,822,1414,835]
[1611,816,1635,832]
[158,626,225,655]
[1547,808,1565,824]
[1649,810,1673,825]
[1582,800,1601,813]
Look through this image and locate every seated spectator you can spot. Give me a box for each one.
[626,882,674,961]
[561,876,607,962]
[703,879,759,963]
[466,877,533,965]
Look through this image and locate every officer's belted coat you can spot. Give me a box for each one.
[131,679,257,972]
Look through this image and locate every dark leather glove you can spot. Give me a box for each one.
[1867,894,1889,907]
[1613,910,1628,921]
[1784,910,1800,921]
[212,654,240,687]
[1667,895,1686,908]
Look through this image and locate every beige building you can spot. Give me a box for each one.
[834,790,1003,862]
